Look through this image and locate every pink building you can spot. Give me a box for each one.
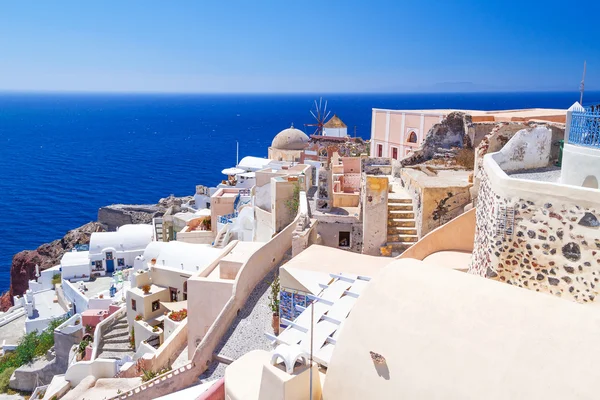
[370,108,446,160]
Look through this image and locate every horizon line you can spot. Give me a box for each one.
[0,89,596,96]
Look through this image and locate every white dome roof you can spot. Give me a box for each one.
[271,125,310,150]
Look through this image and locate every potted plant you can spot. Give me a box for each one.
[268,276,280,334]
[98,294,104,299]
[168,309,188,322]
[135,314,143,321]
[141,284,151,295]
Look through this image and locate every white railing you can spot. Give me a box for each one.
[0,306,25,329]
[91,305,127,360]
[54,313,83,335]
[30,384,49,400]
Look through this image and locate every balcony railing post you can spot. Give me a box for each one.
[565,108,573,142]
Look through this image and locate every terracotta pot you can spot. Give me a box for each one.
[272,314,280,335]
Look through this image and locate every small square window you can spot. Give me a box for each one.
[117,258,125,267]
[131,299,136,311]
[152,300,160,312]
[339,231,350,247]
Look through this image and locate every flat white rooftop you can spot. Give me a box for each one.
[61,250,90,267]
[31,289,66,320]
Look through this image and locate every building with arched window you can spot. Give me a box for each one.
[370,107,568,161]
[370,109,445,160]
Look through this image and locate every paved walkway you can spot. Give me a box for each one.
[171,345,189,370]
[198,258,285,382]
[0,315,26,346]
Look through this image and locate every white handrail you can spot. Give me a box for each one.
[91,305,127,360]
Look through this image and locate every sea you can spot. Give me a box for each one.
[1,91,599,291]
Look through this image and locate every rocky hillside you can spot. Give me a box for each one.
[0,221,105,310]
[0,195,192,311]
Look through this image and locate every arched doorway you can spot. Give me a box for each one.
[582,175,599,189]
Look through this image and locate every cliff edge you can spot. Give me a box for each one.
[0,195,192,311]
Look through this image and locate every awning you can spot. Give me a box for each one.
[221,167,245,175]
[160,300,188,312]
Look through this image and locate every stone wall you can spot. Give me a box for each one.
[361,157,392,175]
[401,112,471,166]
[471,170,600,304]
[361,176,388,255]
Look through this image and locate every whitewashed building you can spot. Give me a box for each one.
[323,115,348,138]
[88,224,154,276]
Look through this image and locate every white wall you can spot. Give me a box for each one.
[61,263,92,281]
[25,312,68,334]
[255,183,271,211]
[65,358,118,386]
[323,127,347,137]
[62,279,89,313]
[88,298,113,310]
[493,126,552,172]
[39,266,61,290]
[163,315,182,341]
[561,143,600,188]
[254,207,274,242]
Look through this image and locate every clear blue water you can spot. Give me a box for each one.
[1,91,599,290]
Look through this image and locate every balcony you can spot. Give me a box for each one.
[568,104,600,148]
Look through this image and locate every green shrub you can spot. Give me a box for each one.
[0,316,67,378]
[51,273,61,286]
[0,366,15,393]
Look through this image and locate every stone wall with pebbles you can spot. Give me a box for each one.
[470,171,600,303]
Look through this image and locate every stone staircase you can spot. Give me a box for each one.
[386,197,418,255]
[96,315,135,360]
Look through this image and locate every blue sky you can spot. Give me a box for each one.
[0,0,598,93]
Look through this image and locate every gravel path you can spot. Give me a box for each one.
[198,263,282,382]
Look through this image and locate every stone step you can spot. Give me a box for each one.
[388,219,416,228]
[103,337,131,345]
[103,328,129,337]
[99,346,132,353]
[388,210,414,219]
[388,204,413,211]
[104,325,129,332]
[387,197,412,204]
[387,234,419,243]
[387,226,417,235]
[97,351,134,360]
[387,241,414,251]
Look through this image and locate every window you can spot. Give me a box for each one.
[339,231,350,248]
[377,144,383,157]
[131,299,136,311]
[152,300,160,312]
[407,131,418,143]
[183,281,188,301]
[105,252,114,260]
[391,147,398,160]
[170,287,177,302]
[117,258,125,267]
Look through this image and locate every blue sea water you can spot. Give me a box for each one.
[1,91,599,291]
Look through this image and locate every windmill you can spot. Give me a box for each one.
[304,97,331,135]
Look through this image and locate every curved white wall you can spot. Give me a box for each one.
[560,143,600,188]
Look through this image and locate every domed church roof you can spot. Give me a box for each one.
[271,124,310,150]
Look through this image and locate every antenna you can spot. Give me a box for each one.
[580,61,587,105]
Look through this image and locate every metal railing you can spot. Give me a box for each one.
[218,212,238,224]
[568,105,600,148]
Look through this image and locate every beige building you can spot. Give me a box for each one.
[268,125,310,162]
